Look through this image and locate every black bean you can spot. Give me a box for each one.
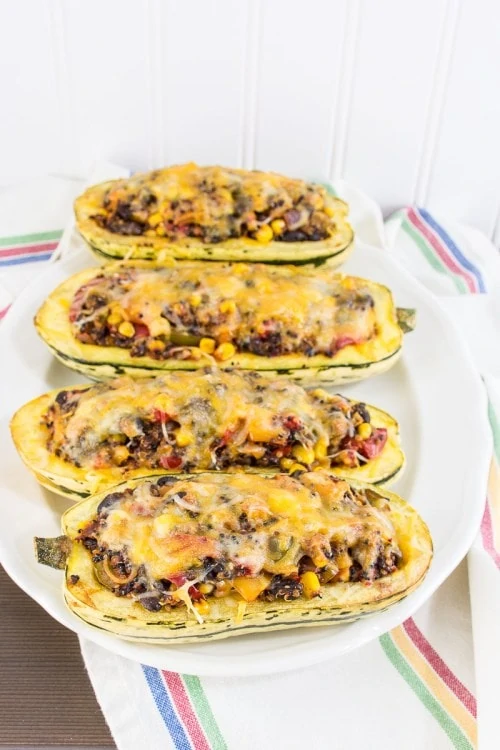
[55,391,69,406]
[351,403,371,423]
[81,537,97,551]
[157,476,178,487]
[264,575,303,601]
[116,201,132,221]
[239,512,253,533]
[277,230,309,242]
[139,596,163,612]
[97,492,126,515]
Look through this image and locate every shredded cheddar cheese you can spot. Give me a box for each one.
[77,472,402,618]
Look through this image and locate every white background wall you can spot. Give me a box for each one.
[1,0,499,241]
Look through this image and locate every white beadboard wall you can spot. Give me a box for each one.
[0,0,499,240]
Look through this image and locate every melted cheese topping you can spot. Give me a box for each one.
[93,163,349,244]
[45,371,360,471]
[94,472,399,580]
[71,263,376,357]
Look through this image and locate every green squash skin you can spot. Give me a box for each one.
[85,239,355,267]
[43,338,402,385]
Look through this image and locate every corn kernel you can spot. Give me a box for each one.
[254,224,273,243]
[219,188,232,202]
[288,463,306,475]
[357,422,372,440]
[176,428,193,447]
[199,337,216,354]
[280,457,294,470]
[148,212,163,227]
[324,204,336,218]
[310,388,330,400]
[267,489,298,515]
[292,445,315,465]
[198,582,215,595]
[314,436,329,460]
[194,599,210,616]
[149,318,171,338]
[147,339,166,352]
[113,446,129,464]
[248,418,277,442]
[156,225,166,236]
[189,293,202,308]
[300,571,321,599]
[215,342,236,361]
[118,321,135,338]
[271,219,286,235]
[107,311,123,326]
[219,299,236,315]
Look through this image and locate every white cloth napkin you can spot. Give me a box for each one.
[1,170,499,750]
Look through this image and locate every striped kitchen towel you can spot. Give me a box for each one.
[1,175,499,749]
[0,229,63,267]
[0,230,62,319]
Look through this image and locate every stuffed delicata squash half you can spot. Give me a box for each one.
[35,471,432,644]
[35,261,415,383]
[74,163,354,266]
[11,370,404,500]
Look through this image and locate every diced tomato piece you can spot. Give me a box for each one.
[153,409,171,423]
[92,451,110,469]
[220,428,235,446]
[133,323,150,338]
[283,415,302,431]
[341,427,388,462]
[358,428,387,459]
[167,574,203,601]
[69,294,84,323]
[160,454,182,469]
[69,279,104,323]
[332,336,357,354]
[188,585,202,601]
[167,573,186,587]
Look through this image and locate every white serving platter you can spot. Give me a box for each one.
[0,241,491,676]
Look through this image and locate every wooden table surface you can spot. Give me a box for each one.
[0,565,116,748]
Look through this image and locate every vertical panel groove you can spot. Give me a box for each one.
[413,0,461,206]
[324,0,349,181]
[328,0,361,182]
[147,0,165,168]
[239,0,262,169]
[492,200,500,246]
[45,0,74,174]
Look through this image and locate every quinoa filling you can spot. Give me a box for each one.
[76,473,402,616]
[69,265,377,361]
[90,164,348,245]
[43,372,387,473]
